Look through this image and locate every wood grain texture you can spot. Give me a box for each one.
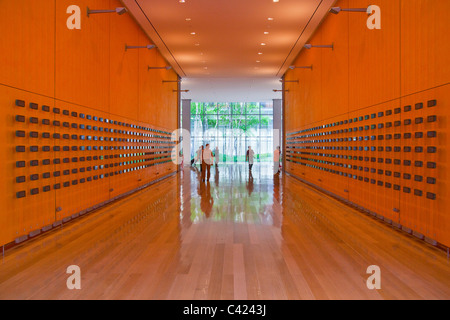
[0,0,178,248]
[1,164,449,300]
[0,0,55,97]
[284,0,450,249]
[401,0,450,95]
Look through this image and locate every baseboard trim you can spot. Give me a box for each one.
[2,172,177,254]
[285,171,449,255]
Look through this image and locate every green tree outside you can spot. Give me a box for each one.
[191,102,272,162]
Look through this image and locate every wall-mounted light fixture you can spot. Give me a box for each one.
[289,65,313,70]
[280,79,299,83]
[87,7,127,17]
[148,66,172,70]
[331,5,381,30]
[304,43,333,50]
[163,80,181,83]
[125,44,156,51]
[330,7,369,14]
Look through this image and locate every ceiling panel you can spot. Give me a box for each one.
[121,0,336,101]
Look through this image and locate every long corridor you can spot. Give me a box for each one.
[0,164,449,300]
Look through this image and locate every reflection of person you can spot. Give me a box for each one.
[274,146,281,175]
[246,170,254,195]
[246,146,255,171]
[215,147,220,167]
[214,165,219,187]
[200,181,214,218]
[201,143,213,182]
[200,145,204,171]
[273,170,281,206]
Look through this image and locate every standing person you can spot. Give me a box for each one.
[215,146,220,167]
[246,146,255,171]
[201,143,213,181]
[200,145,204,172]
[274,146,281,175]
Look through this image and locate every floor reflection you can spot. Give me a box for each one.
[1,161,449,300]
[185,163,282,225]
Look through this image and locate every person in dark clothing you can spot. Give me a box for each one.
[246,146,255,171]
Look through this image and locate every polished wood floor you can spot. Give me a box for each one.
[1,163,449,300]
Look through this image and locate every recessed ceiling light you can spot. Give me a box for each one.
[258,52,263,55]
[179,0,186,3]
[185,18,191,21]
[256,60,260,63]
[195,43,200,46]
[268,17,274,21]
[261,43,266,46]
[264,31,269,35]
[190,32,196,35]
[273,0,279,3]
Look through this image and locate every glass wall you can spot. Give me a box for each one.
[190,102,273,162]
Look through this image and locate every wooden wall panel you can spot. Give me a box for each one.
[53,102,111,221]
[321,0,349,121]
[138,29,158,124]
[109,1,140,119]
[347,108,370,210]
[348,0,400,111]
[302,31,323,127]
[401,0,450,95]
[322,114,350,200]
[0,0,55,96]
[146,51,162,127]
[0,86,56,245]
[283,68,298,133]
[150,54,179,130]
[376,102,401,223]
[400,85,449,245]
[21,100,57,234]
[0,1,179,248]
[285,0,449,248]
[161,67,180,130]
[285,28,322,130]
[55,0,110,111]
[109,115,139,199]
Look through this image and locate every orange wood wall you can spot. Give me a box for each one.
[284,0,450,248]
[0,0,179,247]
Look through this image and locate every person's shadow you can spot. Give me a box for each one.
[200,181,214,218]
